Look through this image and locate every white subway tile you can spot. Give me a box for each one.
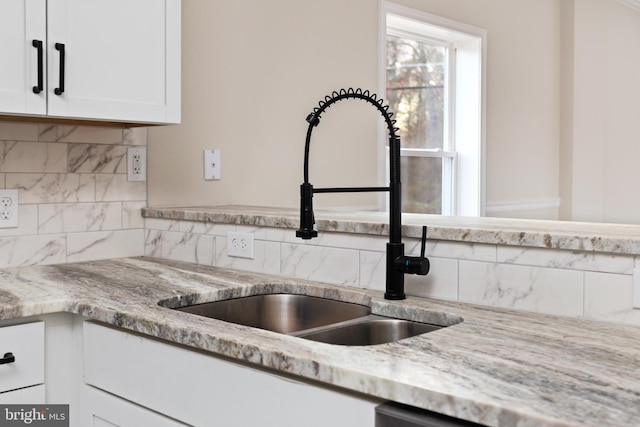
[0,142,67,173]
[498,246,633,274]
[200,223,241,237]
[145,218,180,232]
[359,250,386,291]
[123,201,145,229]
[407,238,496,262]
[162,231,215,266]
[144,230,163,257]
[280,243,359,286]
[406,257,458,301]
[67,144,127,174]
[39,202,122,234]
[96,174,145,202]
[0,234,66,267]
[306,232,387,252]
[123,128,147,146]
[0,122,39,141]
[67,229,144,262]
[178,220,217,235]
[7,173,95,204]
[459,261,584,317]
[585,272,633,319]
[38,124,123,144]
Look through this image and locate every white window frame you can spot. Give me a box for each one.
[378,1,486,216]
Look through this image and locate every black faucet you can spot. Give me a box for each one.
[296,88,429,300]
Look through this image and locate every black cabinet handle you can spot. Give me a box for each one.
[0,352,15,365]
[54,43,65,95]
[32,40,43,94]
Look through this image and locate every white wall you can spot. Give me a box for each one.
[148,0,380,209]
[566,0,640,223]
[148,0,640,224]
[148,0,562,214]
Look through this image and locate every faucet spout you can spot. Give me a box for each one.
[296,88,430,300]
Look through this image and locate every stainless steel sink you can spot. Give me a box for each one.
[172,293,370,334]
[164,292,451,345]
[298,316,441,346]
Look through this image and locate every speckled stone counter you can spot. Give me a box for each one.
[1,257,639,427]
[143,205,640,254]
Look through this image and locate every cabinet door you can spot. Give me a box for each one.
[47,0,180,124]
[81,386,188,427]
[0,322,45,394]
[0,0,46,115]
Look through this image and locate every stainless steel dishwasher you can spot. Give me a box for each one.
[375,403,486,427]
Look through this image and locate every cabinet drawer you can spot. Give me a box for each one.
[0,322,44,393]
[84,322,378,427]
[0,384,45,404]
[82,385,188,427]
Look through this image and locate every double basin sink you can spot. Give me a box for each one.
[162,293,447,346]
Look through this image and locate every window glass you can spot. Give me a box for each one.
[400,156,443,214]
[386,35,446,151]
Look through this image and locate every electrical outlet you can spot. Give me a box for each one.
[127,146,147,182]
[0,189,18,228]
[227,232,254,259]
[204,149,221,180]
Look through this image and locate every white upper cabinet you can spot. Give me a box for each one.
[0,0,47,115]
[0,0,180,125]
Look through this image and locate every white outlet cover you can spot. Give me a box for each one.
[0,189,18,228]
[227,231,254,259]
[127,146,147,182]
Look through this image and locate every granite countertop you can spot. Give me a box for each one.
[1,256,639,427]
[143,205,640,254]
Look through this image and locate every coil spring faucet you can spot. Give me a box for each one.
[296,88,430,300]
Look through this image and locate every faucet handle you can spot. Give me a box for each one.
[420,225,427,258]
[396,226,430,276]
[400,255,430,275]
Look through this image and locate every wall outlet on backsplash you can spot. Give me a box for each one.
[0,189,18,228]
[227,232,254,259]
[127,146,147,182]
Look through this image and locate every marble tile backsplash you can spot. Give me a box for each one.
[0,121,146,267]
[145,218,640,327]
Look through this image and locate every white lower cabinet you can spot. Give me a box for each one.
[83,322,380,427]
[0,322,45,403]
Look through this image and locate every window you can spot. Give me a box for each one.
[380,3,485,216]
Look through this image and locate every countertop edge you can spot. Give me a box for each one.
[142,205,640,255]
